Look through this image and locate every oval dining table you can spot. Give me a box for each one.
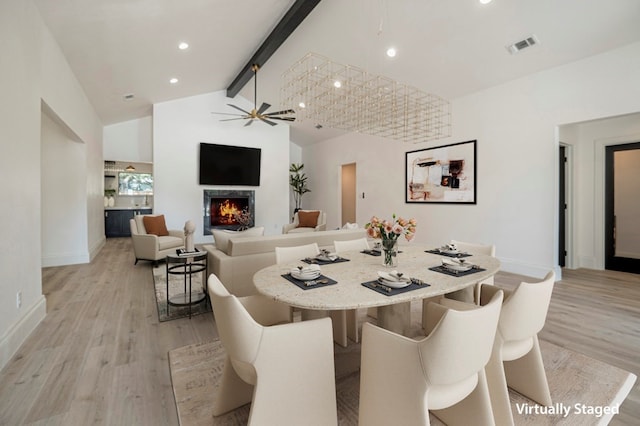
[253,244,501,340]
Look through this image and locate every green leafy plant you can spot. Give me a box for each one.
[289,163,311,211]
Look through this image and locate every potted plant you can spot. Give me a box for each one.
[289,163,311,213]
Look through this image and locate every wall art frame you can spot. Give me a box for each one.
[405,140,477,204]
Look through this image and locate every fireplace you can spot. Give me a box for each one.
[203,190,255,234]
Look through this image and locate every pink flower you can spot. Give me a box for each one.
[409,218,417,226]
[406,232,415,241]
[392,223,404,235]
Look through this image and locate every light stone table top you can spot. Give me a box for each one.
[253,244,500,335]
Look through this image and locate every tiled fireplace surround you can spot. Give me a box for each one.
[203,189,255,235]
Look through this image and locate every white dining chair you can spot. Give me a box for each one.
[275,242,320,263]
[332,238,370,343]
[482,271,555,425]
[208,274,338,425]
[333,237,369,253]
[359,290,504,426]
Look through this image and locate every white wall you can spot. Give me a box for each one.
[301,41,640,279]
[0,0,103,370]
[104,117,153,163]
[153,91,290,242]
[41,110,89,266]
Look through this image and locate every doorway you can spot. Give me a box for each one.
[341,163,356,226]
[605,142,640,273]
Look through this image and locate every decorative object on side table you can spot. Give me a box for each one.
[184,219,196,252]
[365,214,417,267]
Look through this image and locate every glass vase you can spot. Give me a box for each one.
[381,238,398,267]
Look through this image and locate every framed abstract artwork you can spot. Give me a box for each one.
[405,140,477,204]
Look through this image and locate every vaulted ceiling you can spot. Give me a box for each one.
[34,0,640,144]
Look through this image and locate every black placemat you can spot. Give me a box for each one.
[302,256,350,265]
[361,280,429,296]
[425,249,473,258]
[429,265,486,277]
[281,273,338,290]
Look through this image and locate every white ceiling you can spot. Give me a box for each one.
[34,0,640,145]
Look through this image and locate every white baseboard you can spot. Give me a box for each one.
[41,251,90,267]
[498,257,559,280]
[0,295,46,371]
[89,237,106,262]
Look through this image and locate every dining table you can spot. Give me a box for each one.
[253,244,501,339]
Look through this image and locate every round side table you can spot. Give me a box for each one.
[165,252,208,318]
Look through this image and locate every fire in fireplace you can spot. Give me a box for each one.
[211,198,249,226]
[203,190,255,234]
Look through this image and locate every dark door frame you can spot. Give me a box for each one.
[604,141,640,273]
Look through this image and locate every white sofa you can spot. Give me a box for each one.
[203,228,366,296]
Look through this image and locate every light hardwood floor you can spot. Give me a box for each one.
[0,238,638,425]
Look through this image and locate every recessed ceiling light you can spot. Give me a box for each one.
[386,47,397,58]
[334,80,342,88]
[298,102,306,108]
[169,78,179,84]
[479,0,492,4]
[178,42,189,50]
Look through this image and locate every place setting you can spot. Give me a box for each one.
[281,264,338,290]
[429,257,486,277]
[302,249,350,265]
[425,243,472,258]
[361,270,430,296]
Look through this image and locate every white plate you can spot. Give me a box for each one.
[377,278,411,289]
[442,261,472,272]
[438,248,460,255]
[292,270,321,280]
[316,254,338,262]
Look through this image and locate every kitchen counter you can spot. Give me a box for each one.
[105,206,152,210]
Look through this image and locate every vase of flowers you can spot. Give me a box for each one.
[365,214,417,267]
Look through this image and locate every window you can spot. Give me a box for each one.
[118,172,153,195]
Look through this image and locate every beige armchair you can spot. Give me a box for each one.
[208,274,338,425]
[129,214,185,265]
[282,210,327,234]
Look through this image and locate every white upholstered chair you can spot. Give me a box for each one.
[333,238,370,343]
[129,214,185,265]
[333,237,369,252]
[275,243,351,347]
[208,274,338,425]
[359,290,504,426]
[275,242,320,264]
[445,239,497,303]
[282,210,327,234]
[481,271,555,426]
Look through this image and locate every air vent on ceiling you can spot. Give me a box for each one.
[507,35,539,54]
[122,93,135,101]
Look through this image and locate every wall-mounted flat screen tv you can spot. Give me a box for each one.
[199,143,261,186]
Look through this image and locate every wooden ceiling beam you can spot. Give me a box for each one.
[226,0,321,98]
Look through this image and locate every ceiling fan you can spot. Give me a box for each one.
[213,64,295,126]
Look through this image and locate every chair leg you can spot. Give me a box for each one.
[503,336,552,406]
[212,357,254,416]
[432,368,496,426]
[485,350,515,426]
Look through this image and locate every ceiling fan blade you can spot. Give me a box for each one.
[267,116,296,122]
[227,104,251,114]
[244,119,254,127]
[211,112,246,116]
[264,109,295,116]
[259,117,278,126]
[220,117,250,122]
[257,102,271,114]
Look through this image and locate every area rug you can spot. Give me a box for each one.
[152,263,212,322]
[169,338,636,426]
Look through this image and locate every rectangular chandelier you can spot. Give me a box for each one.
[281,53,451,143]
